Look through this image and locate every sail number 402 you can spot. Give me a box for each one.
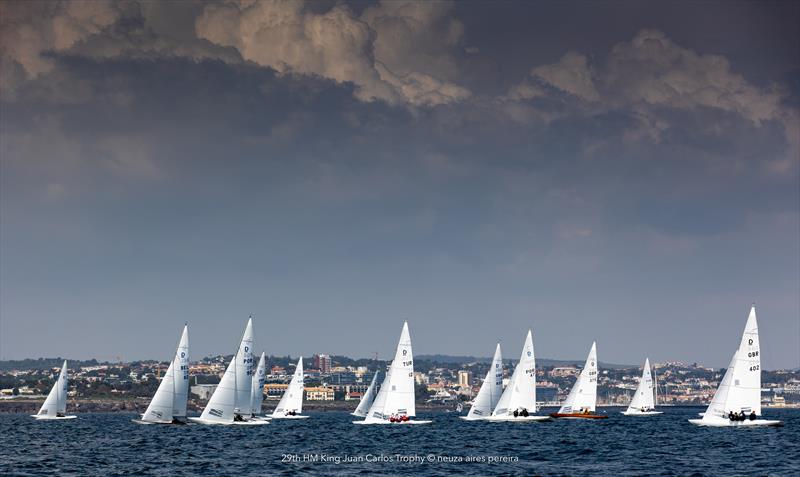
[749,365,759,371]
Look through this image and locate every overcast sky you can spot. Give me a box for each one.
[1,1,798,368]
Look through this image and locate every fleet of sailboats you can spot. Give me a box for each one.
[689,306,782,427]
[489,331,549,422]
[189,317,268,425]
[550,342,607,419]
[27,307,785,429]
[31,360,75,420]
[136,325,190,424]
[354,322,431,425]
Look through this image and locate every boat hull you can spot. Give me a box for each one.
[353,419,433,425]
[30,415,77,420]
[549,413,608,419]
[487,415,551,422]
[268,414,310,419]
[187,417,268,426]
[688,418,783,427]
[621,411,663,416]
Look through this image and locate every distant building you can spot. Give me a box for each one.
[314,354,332,374]
[305,386,334,401]
[190,384,217,400]
[346,391,363,401]
[458,370,472,388]
[551,367,580,377]
[264,383,289,399]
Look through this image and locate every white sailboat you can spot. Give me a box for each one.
[189,317,267,425]
[354,321,431,424]
[689,306,782,427]
[351,371,380,417]
[461,343,503,420]
[489,331,548,422]
[32,360,75,420]
[269,357,309,419]
[622,358,662,416]
[249,352,270,421]
[136,325,190,424]
[551,342,606,419]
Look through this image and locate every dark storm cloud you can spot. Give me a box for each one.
[0,1,798,368]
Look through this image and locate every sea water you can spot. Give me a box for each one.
[1,408,798,476]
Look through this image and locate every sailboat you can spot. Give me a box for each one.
[189,317,267,425]
[689,306,782,427]
[269,357,309,419]
[622,358,662,416]
[489,331,549,422]
[249,352,271,421]
[351,371,380,417]
[136,325,190,424]
[461,343,503,421]
[31,360,76,420]
[354,321,431,424]
[550,342,607,419]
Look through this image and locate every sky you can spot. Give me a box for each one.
[0,0,798,369]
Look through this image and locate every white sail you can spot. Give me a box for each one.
[274,357,304,415]
[198,318,253,423]
[37,360,68,418]
[467,343,503,419]
[352,371,380,417]
[142,325,189,423]
[234,318,254,416]
[492,331,536,417]
[250,352,267,416]
[702,306,762,421]
[558,342,598,413]
[626,357,655,413]
[365,321,416,422]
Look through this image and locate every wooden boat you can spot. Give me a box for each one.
[549,412,608,419]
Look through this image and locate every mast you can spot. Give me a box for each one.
[653,364,658,406]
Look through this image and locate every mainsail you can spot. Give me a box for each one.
[467,343,503,419]
[37,360,68,418]
[558,342,598,413]
[274,357,304,415]
[352,371,380,417]
[234,318,254,416]
[365,321,416,422]
[250,352,266,417]
[626,357,655,413]
[702,306,762,421]
[198,317,253,423]
[142,325,190,422]
[492,331,536,417]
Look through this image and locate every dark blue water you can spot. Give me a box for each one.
[2,408,798,476]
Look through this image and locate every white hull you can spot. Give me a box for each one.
[487,415,550,422]
[187,417,269,426]
[31,415,77,420]
[458,416,488,421]
[268,414,310,419]
[689,418,782,427]
[353,419,432,425]
[131,419,186,425]
[621,411,663,416]
[249,416,272,421]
